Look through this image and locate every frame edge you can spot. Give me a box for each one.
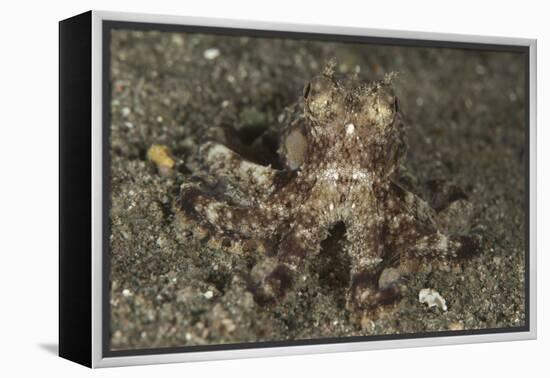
[89,10,538,367]
[59,10,93,368]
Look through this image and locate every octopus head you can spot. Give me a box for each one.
[302,61,405,176]
[303,62,400,133]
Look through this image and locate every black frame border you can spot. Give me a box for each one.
[101,19,531,359]
[59,11,93,367]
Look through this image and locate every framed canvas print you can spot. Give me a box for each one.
[59,10,537,368]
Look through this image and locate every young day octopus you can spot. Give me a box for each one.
[176,61,480,310]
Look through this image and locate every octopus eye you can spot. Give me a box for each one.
[360,89,396,128]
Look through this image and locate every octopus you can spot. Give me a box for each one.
[175,61,480,310]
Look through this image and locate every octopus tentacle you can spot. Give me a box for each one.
[385,183,480,262]
[406,232,480,261]
[255,212,330,303]
[344,216,401,309]
[349,268,401,309]
[176,182,280,238]
[199,142,283,199]
[387,181,439,231]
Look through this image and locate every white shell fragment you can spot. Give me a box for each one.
[203,48,220,60]
[419,288,448,311]
[203,290,214,299]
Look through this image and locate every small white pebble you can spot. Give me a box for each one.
[171,34,184,46]
[203,48,220,60]
[203,290,214,299]
[156,236,166,248]
[221,318,236,332]
[345,123,355,135]
[475,64,486,75]
[329,203,334,211]
[419,288,447,311]
[448,322,465,331]
[185,332,192,341]
[121,107,131,117]
[122,289,132,297]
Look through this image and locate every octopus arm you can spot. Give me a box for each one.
[386,182,480,261]
[388,181,438,232]
[176,182,281,238]
[199,142,281,199]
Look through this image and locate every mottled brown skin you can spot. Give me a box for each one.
[176,62,479,309]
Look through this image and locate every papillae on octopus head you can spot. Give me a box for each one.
[288,60,407,178]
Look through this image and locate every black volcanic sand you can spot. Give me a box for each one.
[108,29,527,350]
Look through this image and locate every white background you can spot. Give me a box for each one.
[0,0,546,376]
